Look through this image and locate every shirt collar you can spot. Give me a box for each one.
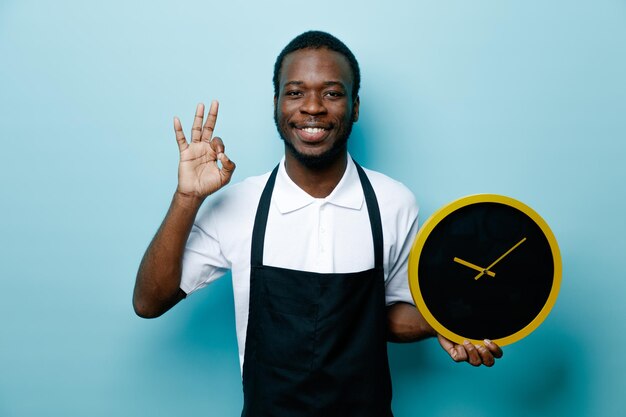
[273,155,365,214]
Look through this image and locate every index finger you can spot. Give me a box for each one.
[201,100,219,142]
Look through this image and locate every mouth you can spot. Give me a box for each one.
[294,124,331,143]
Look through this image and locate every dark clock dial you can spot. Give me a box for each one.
[409,195,561,346]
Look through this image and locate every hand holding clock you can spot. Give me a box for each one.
[437,334,503,367]
[387,303,503,367]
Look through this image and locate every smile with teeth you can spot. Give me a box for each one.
[301,127,326,133]
[297,126,329,142]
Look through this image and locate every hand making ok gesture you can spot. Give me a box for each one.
[174,100,236,198]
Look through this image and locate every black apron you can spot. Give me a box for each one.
[241,162,393,417]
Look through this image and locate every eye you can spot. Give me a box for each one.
[285,90,302,97]
[324,91,345,98]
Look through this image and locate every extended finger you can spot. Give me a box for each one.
[484,339,503,359]
[191,103,205,143]
[173,117,188,152]
[201,100,219,143]
[463,341,482,367]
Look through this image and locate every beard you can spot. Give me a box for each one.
[274,109,354,170]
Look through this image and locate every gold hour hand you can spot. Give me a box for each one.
[453,257,496,277]
[474,237,527,280]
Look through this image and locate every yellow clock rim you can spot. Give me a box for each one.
[408,194,562,347]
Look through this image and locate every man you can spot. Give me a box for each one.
[134,31,502,416]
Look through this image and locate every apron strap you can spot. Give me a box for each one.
[250,160,384,270]
[250,165,279,267]
[353,160,384,270]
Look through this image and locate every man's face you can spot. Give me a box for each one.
[274,47,359,168]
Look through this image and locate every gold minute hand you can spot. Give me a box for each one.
[453,257,496,277]
[474,237,527,280]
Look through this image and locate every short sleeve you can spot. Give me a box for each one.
[384,211,419,306]
[180,205,230,295]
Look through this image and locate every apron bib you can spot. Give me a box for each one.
[241,161,393,417]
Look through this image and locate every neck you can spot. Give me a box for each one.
[283,149,348,198]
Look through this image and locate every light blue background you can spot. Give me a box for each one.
[1,1,625,416]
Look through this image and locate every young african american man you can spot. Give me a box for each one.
[133,31,503,417]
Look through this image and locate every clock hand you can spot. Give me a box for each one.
[453,257,496,277]
[474,237,527,280]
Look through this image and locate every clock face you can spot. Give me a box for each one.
[408,195,561,346]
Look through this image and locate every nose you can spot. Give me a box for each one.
[300,93,327,115]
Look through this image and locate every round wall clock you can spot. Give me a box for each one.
[408,194,561,346]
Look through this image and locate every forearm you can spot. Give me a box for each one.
[386,302,437,343]
[133,191,205,318]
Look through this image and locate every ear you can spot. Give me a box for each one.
[352,96,360,122]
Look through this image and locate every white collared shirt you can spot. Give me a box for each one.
[181,156,419,369]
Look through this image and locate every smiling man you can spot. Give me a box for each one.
[274,46,357,174]
[133,31,502,417]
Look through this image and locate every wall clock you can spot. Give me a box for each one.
[408,194,561,346]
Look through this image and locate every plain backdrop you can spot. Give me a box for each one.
[1,1,625,416]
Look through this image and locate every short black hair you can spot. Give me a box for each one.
[273,30,361,100]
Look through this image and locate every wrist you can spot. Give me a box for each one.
[173,189,206,210]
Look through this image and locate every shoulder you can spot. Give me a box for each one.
[361,166,419,215]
